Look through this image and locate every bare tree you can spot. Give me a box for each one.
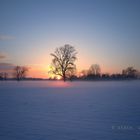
[88,64,101,76]
[49,44,77,81]
[0,73,4,80]
[122,67,138,78]
[0,72,8,80]
[13,66,28,81]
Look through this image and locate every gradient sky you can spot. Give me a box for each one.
[0,0,140,78]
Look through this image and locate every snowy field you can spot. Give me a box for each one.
[0,80,140,140]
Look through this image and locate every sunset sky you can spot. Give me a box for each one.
[0,0,140,78]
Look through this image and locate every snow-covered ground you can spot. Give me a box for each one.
[0,80,140,140]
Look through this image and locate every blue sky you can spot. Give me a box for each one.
[0,0,140,77]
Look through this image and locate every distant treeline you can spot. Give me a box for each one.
[0,45,140,81]
[53,66,140,81]
[75,65,140,81]
[0,65,139,81]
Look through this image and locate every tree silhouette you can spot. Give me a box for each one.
[88,64,101,75]
[87,64,101,79]
[0,72,8,80]
[13,66,28,81]
[0,73,4,80]
[122,67,138,78]
[50,44,77,81]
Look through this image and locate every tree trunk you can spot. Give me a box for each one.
[63,73,66,82]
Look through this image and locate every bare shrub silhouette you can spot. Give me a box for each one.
[13,66,28,81]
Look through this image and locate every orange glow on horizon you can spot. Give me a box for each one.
[26,62,123,79]
[27,66,122,78]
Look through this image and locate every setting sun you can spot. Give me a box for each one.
[57,75,61,80]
